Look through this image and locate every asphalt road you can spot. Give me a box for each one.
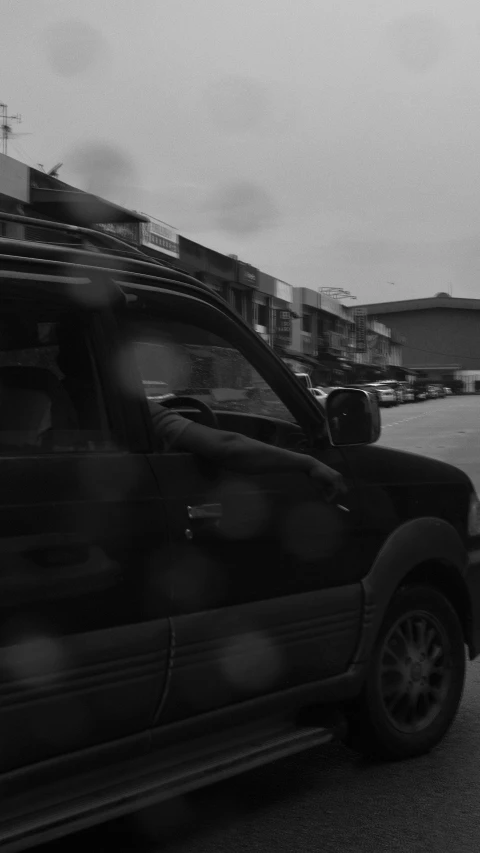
[42,396,480,853]
[379,394,480,492]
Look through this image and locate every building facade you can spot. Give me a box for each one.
[0,154,148,242]
[288,288,404,385]
[360,293,480,391]
[0,153,403,385]
[253,274,294,350]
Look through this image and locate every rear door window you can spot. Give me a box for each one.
[0,301,114,454]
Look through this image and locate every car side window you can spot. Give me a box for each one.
[127,315,297,426]
[0,303,114,454]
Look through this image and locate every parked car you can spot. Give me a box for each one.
[295,374,327,406]
[294,372,313,391]
[403,386,415,403]
[413,386,428,402]
[445,387,453,396]
[372,380,403,404]
[436,385,446,398]
[1,214,480,850]
[371,384,397,407]
[346,384,380,404]
[427,384,438,398]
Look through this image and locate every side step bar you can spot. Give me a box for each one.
[0,717,344,852]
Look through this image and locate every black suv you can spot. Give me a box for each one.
[0,215,479,851]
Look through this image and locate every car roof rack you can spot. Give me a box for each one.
[0,211,188,275]
[0,212,238,307]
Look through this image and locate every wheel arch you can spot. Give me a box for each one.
[353,517,469,665]
[398,560,473,658]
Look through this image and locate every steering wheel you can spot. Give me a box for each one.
[160,395,219,429]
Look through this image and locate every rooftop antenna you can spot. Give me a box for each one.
[0,103,30,156]
[318,287,357,300]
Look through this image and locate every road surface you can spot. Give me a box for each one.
[379,394,480,492]
[41,396,480,853]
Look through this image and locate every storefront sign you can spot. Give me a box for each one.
[329,331,344,352]
[195,271,224,295]
[0,154,29,203]
[274,308,292,347]
[140,217,179,258]
[238,261,258,288]
[96,221,140,243]
[274,279,293,304]
[354,308,367,353]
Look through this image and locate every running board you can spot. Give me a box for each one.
[0,717,344,852]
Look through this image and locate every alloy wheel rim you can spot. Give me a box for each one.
[378,610,452,734]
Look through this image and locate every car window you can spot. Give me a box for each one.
[0,302,114,454]
[127,315,297,424]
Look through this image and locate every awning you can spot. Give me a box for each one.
[406,363,460,371]
[390,366,418,377]
[29,188,148,227]
[275,347,355,374]
[273,347,320,369]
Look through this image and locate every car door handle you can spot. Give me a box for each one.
[187,503,223,521]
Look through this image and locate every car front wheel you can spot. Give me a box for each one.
[347,585,466,760]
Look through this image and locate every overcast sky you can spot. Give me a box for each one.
[3,0,480,303]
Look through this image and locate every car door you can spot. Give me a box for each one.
[0,292,170,774]
[120,286,364,726]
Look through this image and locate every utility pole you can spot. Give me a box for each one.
[0,103,22,156]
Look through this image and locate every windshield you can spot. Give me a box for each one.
[129,318,297,422]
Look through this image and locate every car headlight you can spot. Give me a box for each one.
[468,493,480,536]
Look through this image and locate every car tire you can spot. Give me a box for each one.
[346,585,465,761]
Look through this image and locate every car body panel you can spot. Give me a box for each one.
[0,298,172,776]
[157,582,362,723]
[340,442,471,577]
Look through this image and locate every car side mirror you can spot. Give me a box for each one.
[326,388,381,446]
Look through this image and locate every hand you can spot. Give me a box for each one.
[308,461,348,504]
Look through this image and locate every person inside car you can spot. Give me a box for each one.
[148,400,347,504]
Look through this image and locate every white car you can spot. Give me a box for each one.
[445,387,453,396]
[375,385,397,407]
